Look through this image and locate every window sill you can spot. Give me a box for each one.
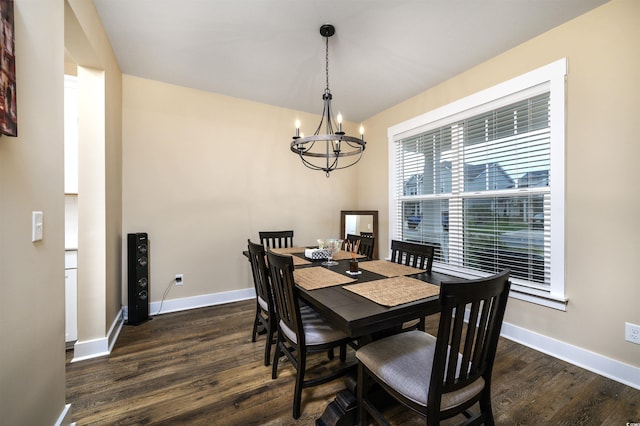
[432,265,568,311]
[508,287,567,311]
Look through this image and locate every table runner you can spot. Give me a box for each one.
[344,276,440,307]
[294,267,356,291]
[357,260,425,277]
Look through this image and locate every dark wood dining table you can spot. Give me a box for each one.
[296,260,451,340]
[289,254,453,426]
[243,247,454,425]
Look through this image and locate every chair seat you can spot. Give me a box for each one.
[257,295,269,312]
[280,305,348,346]
[356,330,485,411]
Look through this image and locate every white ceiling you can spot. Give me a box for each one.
[92,0,607,122]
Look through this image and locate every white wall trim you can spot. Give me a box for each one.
[501,321,640,390]
[150,287,256,316]
[71,307,124,363]
[79,289,638,391]
[121,287,257,320]
[54,403,73,426]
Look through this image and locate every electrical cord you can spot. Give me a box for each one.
[155,278,175,316]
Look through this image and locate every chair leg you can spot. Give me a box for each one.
[357,363,367,426]
[293,350,306,419]
[272,338,282,380]
[327,348,334,360]
[263,325,273,366]
[479,390,495,426]
[339,343,346,361]
[418,316,426,332]
[251,310,259,342]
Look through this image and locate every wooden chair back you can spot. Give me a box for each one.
[346,234,375,260]
[247,239,273,312]
[247,239,277,365]
[390,240,435,272]
[428,270,511,418]
[265,249,304,347]
[259,230,294,249]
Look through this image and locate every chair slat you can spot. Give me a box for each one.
[259,230,294,249]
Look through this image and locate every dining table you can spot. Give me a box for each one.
[265,246,455,426]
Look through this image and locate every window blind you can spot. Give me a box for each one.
[393,93,551,288]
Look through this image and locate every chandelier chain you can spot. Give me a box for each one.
[325,36,330,90]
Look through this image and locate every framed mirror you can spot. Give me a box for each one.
[340,210,378,259]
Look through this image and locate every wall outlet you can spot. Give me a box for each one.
[625,322,640,345]
[175,273,184,286]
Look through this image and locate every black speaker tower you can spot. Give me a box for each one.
[127,232,150,325]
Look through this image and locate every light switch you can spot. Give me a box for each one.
[32,211,43,242]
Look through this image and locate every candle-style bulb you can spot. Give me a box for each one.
[337,113,342,124]
[359,125,365,138]
[295,119,300,137]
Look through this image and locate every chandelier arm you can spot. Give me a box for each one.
[313,115,325,136]
[343,140,366,150]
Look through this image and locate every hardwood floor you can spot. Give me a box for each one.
[66,300,640,425]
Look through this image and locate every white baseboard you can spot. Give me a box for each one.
[55,403,73,426]
[93,289,640,391]
[501,321,640,390]
[122,287,257,320]
[71,307,124,363]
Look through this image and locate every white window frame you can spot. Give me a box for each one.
[388,59,567,310]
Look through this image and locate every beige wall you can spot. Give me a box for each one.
[122,76,359,303]
[0,2,66,424]
[66,0,123,343]
[1,2,635,423]
[360,0,640,366]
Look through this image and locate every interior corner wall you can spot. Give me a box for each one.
[121,75,359,309]
[360,0,640,368]
[0,2,66,425]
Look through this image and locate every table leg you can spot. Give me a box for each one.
[316,374,358,426]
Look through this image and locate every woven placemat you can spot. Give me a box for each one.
[271,246,306,255]
[357,260,425,277]
[294,267,356,291]
[269,247,311,266]
[344,276,440,307]
[332,251,366,261]
[292,256,311,266]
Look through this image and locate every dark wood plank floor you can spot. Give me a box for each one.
[66,300,640,425]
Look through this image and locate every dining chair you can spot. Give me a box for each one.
[346,233,375,260]
[390,239,435,272]
[247,239,277,366]
[259,230,294,249]
[360,231,374,238]
[266,249,353,419]
[356,270,511,426]
[390,240,436,331]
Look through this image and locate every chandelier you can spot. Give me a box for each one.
[291,24,366,177]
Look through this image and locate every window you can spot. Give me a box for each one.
[388,59,566,310]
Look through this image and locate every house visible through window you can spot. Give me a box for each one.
[388,59,567,309]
